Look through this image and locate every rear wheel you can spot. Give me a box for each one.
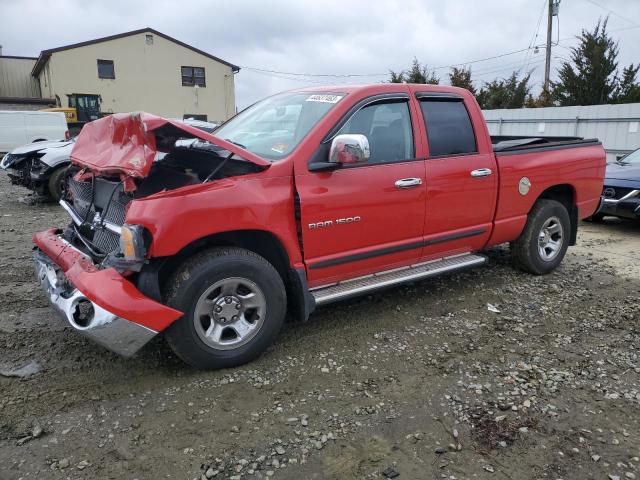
[164,247,286,369]
[511,199,571,275]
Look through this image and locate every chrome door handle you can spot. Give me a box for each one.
[470,168,493,178]
[395,178,423,189]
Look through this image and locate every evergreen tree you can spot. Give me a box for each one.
[389,70,405,83]
[477,71,532,109]
[613,64,640,103]
[525,90,554,108]
[552,18,621,105]
[448,67,476,95]
[388,58,439,84]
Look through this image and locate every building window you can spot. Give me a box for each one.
[97,59,115,79]
[145,34,154,45]
[181,66,206,87]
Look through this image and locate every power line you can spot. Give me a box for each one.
[474,58,546,79]
[239,24,640,80]
[241,66,385,78]
[240,46,536,78]
[582,0,640,28]
[523,0,550,71]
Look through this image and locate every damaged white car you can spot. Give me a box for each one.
[1,138,75,200]
[0,118,219,201]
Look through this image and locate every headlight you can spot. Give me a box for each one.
[119,224,148,261]
[1,153,25,169]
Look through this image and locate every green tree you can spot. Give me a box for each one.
[477,71,532,109]
[525,89,554,108]
[552,18,621,105]
[388,58,439,84]
[448,67,476,95]
[389,70,405,83]
[613,64,640,103]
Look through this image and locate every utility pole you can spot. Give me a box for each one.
[544,0,560,93]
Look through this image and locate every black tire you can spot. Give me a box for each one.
[163,247,286,369]
[47,165,69,201]
[510,199,571,275]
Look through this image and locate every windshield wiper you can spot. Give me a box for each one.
[225,138,247,149]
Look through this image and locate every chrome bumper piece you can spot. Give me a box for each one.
[33,250,157,357]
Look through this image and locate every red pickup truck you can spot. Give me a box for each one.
[33,84,605,368]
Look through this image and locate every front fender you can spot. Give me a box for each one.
[124,175,303,268]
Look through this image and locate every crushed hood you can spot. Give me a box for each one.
[70,112,270,177]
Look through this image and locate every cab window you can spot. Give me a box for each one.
[338,100,414,163]
[419,99,477,157]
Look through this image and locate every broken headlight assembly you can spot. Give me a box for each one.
[119,224,148,261]
[103,224,150,271]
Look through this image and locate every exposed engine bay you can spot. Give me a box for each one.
[60,139,263,264]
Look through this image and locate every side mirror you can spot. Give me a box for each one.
[329,134,370,165]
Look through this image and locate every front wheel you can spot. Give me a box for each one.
[164,247,286,369]
[47,165,69,201]
[510,199,571,275]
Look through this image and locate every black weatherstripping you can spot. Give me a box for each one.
[415,92,464,101]
[424,228,486,246]
[309,228,486,269]
[494,138,601,155]
[320,93,410,144]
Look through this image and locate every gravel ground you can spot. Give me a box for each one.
[0,173,639,480]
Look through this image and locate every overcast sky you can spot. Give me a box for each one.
[1,0,639,109]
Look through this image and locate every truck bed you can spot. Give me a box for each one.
[492,135,601,154]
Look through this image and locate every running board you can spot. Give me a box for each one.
[310,253,487,306]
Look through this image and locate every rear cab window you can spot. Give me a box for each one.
[419,97,477,157]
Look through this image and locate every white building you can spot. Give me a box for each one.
[2,28,239,123]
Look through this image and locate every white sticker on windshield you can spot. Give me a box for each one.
[306,94,343,104]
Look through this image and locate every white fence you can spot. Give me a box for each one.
[482,103,640,162]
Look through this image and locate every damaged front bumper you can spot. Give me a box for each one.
[33,228,182,357]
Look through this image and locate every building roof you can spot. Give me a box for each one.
[0,55,38,60]
[31,27,240,76]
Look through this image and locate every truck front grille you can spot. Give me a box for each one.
[67,177,95,219]
[103,200,127,226]
[65,176,132,255]
[93,228,121,254]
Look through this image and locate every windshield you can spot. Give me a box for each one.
[619,148,640,164]
[214,92,345,161]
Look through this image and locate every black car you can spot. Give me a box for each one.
[594,147,640,221]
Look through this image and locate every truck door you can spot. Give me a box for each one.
[416,93,497,258]
[296,95,426,286]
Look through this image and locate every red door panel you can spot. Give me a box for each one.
[297,161,426,286]
[412,93,498,259]
[422,153,497,258]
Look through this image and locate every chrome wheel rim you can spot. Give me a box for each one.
[193,277,266,350]
[538,216,564,262]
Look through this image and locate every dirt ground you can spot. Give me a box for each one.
[1,173,639,480]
